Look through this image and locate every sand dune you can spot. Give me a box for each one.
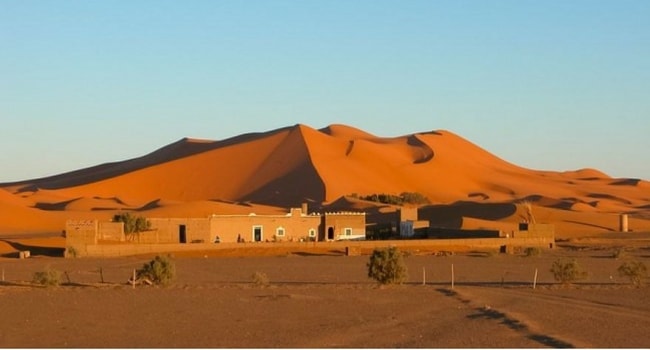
[140,200,286,218]
[0,189,67,233]
[1,124,649,237]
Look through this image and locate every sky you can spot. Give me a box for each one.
[1,0,649,182]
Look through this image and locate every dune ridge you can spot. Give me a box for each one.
[1,123,649,236]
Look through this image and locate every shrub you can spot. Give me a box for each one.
[367,247,408,285]
[550,259,587,285]
[65,246,78,258]
[136,255,176,286]
[484,250,499,257]
[33,267,62,287]
[358,192,430,206]
[252,271,270,287]
[612,248,627,259]
[524,247,542,257]
[399,192,430,205]
[617,261,647,287]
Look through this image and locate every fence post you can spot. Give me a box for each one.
[422,267,426,286]
[451,264,455,290]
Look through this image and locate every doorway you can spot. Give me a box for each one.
[253,226,262,242]
[327,227,334,240]
[179,225,187,243]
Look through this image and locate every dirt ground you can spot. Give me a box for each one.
[0,242,649,348]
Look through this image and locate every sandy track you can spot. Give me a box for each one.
[454,286,650,348]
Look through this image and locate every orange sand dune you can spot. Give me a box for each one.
[0,187,30,207]
[319,124,378,139]
[0,189,67,234]
[1,124,649,237]
[140,200,286,218]
[458,217,517,232]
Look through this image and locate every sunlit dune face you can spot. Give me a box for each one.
[0,124,649,237]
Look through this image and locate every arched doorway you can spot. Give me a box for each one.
[327,227,334,240]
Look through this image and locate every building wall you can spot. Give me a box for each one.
[77,236,555,258]
[66,220,98,246]
[513,223,555,239]
[399,219,429,238]
[211,211,321,243]
[322,213,366,240]
[97,222,125,241]
[399,207,418,222]
[65,208,368,256]
[65,219,98,257]
[427,227,502,239]
[147,218,212,243]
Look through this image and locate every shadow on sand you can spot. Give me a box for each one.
[0,239,64,257]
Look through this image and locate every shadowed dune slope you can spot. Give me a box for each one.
[2,125,323,205]
[2,130,290,192]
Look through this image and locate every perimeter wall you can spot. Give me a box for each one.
[73,236,554,258]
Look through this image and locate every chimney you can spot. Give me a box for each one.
[301,202,308,215]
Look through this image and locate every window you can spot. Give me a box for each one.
[344,228,352,236]
[276,227,285,237]
[308,228,316,237]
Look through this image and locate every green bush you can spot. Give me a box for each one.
[524,247,542,257]
[550,259,587,285]
[33,267,62,287]
[617,261,647,287]
[358,192,430,206]
[367,247,408,285]
[113,212,151,234]
[136,255,176,286]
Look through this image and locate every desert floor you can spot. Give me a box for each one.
[0,239,649,348]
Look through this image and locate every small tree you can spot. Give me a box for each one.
[550,258,587,285]
[617,261,647,287]
[113,212,151,239]
[367,247,408,285]
[136,255,176,286]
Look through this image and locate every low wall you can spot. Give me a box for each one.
[69,236,554,258]
[98,222,125,241]
[427,228,501,239]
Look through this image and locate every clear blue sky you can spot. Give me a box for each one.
[1,0,649,182]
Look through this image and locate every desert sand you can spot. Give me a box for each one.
[0,241,649,348]
[0,124,649,238]
[1,124,649,348]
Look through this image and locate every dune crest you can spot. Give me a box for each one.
[1,123,649,236]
